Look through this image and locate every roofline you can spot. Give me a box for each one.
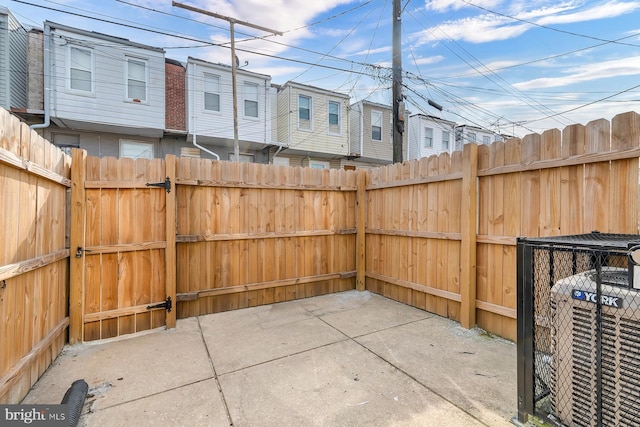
[45,21,165,53]
[187,56,272,81]
[410,113,457,126]
[280,81,349,99]
[351,100,392,110]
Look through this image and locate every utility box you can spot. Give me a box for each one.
[516,233,640,426]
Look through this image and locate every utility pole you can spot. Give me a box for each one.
[392,0,404,164]
[173,2,282,162]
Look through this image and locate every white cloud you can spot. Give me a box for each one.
[413,55,445,65]
[413,1,640,44]
[513,55,640,89]
[425,0,503,12]
[353,46,392,56]
[536,1,640,25]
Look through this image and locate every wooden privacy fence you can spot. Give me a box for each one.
[2,107,640,402]
[69,154,358,342]
[0,108,71,403]
[365,112,640,340]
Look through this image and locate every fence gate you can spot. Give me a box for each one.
[69,150,176,343]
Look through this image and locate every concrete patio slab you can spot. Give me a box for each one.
[219,338,484,427]
[299,290,433,337]
[356,315,517,426]
[199,302,347,374]
[82,378,229,427]
[21,290,517,426]
[22,317,213,411]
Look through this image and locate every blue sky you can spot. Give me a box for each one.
[4,0,640,137]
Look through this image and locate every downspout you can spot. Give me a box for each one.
[359,103,364,157]
[30,24,51,131]
[191,63,219,160]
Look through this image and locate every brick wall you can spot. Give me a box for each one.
[165,59,186,131]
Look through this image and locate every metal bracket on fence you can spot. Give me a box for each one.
[147,297,172,312]
[75,247,93,258]
[145,177,171,193]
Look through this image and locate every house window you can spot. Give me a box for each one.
[309,160,330,169]
[371,110,382,141]
[204,73,220,112]
[272,156,290,166]
[328,100,340,134]
[244,82,259,118]
[424,127,433,148]
[483,135,491,145]
[298,95,311,130]
[468,132,476,143]
[69,46,93,92]
[53,134,80,156]
[126,57,147,101]
[120,140,153,160]
[229,153,254,163]
[442,131,450,150]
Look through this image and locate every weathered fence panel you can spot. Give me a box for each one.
[0,108,71,404]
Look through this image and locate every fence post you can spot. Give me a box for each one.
[460,143,478,329]
[69,148,86,344]
[356,169,366,291]
[165,155,177,329]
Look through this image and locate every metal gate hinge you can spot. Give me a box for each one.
[147,296,172,312]
[145,177,171,193]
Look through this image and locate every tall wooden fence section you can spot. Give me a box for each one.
[0,109,71,403]
[364,112,640,340]
[173,159,357,317]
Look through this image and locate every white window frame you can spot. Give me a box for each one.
[125,56,148,102]
[328,100,341,135]
[120,140,154,160]
[371,110,383,141]
[272,156,290,166]
[244,82,259,118]
[424,127,433,148]
[298,94,312,131]
[483,135,491,145]
[442,131,450,150]
[203,73,221,113]
[309,160,330,169]
[67,45,94,94]
[468,132,477,143]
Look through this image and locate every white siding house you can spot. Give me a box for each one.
[407,114,456,160]
[275,81,349,167]
[454,124,503,150]
[185,57,275,161]
[46,21,165,136]
[0,7,27,111]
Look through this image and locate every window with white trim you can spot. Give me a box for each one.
[468,132,476,143]
[120,140,153,160]
[483,135,491,145]
[328,100,340,134]
[371,110,382,141]
[424,127,433,148]
[309,160,330,169]
[69,46,93,92]
[203,73,220,112]
[244,82,259,118]
[126,57,147,101]
[298,95,311,130]
[442,131,450,150]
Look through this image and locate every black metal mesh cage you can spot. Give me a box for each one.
[517,233,640,427]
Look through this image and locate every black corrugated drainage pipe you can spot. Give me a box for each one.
[61,379,88,427]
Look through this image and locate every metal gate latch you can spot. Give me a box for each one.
[145,177,172,193]
[147,297,172,312]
